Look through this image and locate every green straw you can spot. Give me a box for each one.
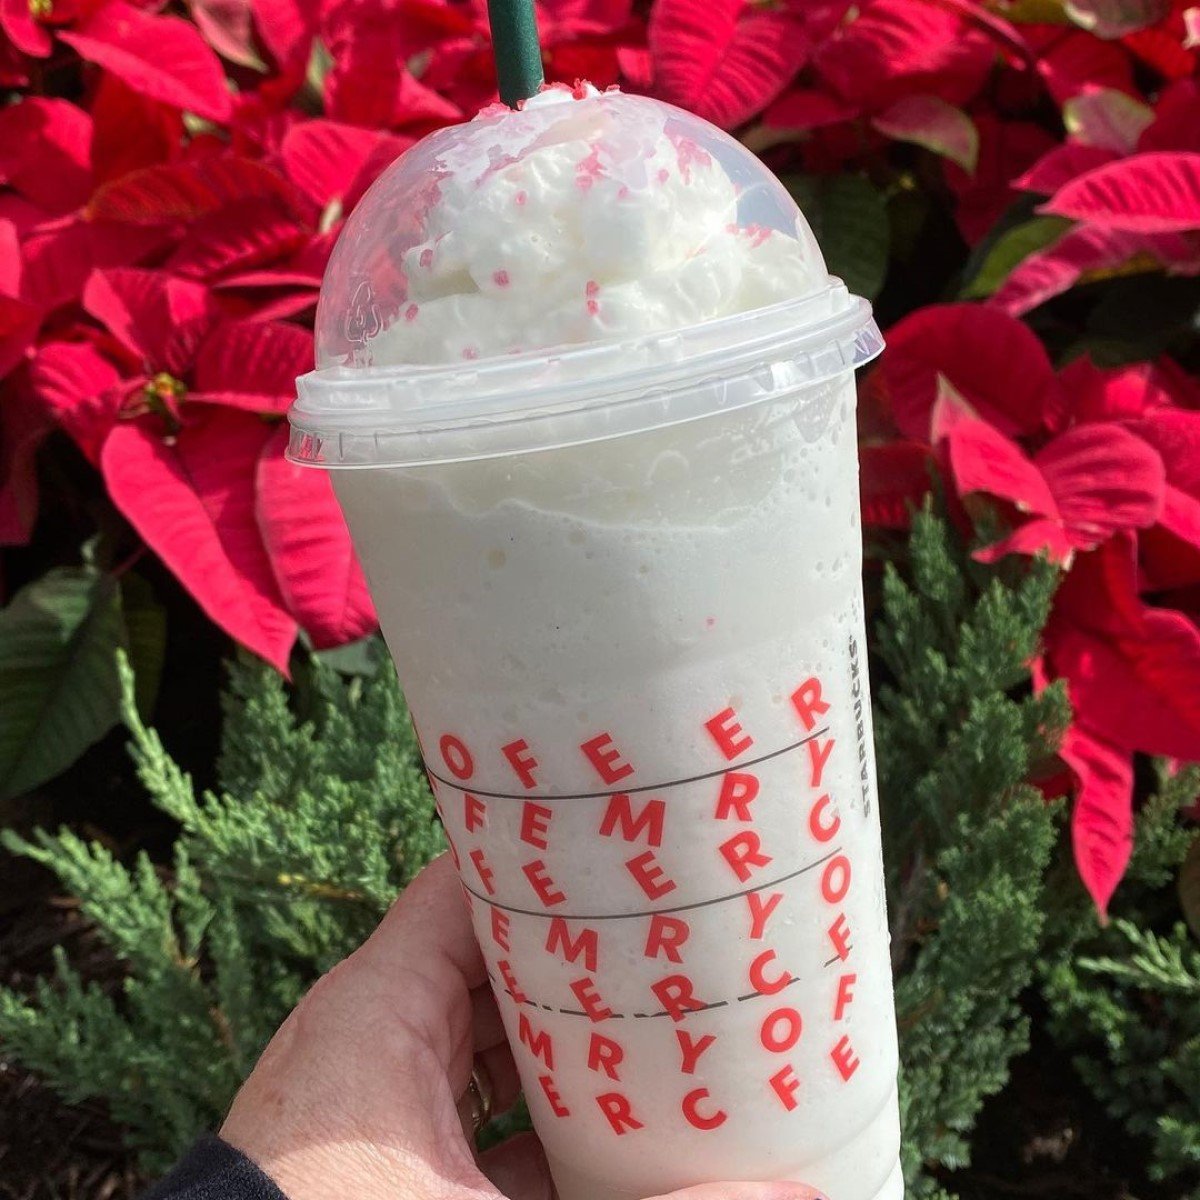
[488,0,545,108]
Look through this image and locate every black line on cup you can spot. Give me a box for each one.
[425,725,831,801]
[737,975,801,1002]
[824,950,851,967]
[460,846,840,921]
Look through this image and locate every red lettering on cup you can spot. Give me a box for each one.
[519,1012,554,1069]
[760,1007,802,1053]
[469,848,496,895]
[538,1074,570,1118]
[596,1093,643,1135]
[546,918,599,973]
[440,733,474,780]
[747,890,783,939]
[719,831,773,883]
[834,973,857,1021]
[827,913,852,961]
[580,733,634,784]
[491,907,511,951]
[715,771,759,821]
[600,794,665,847]
[464,793,487,833]
[831,1035,860,1081]
[523,859,566,907]
[626,850,677,900]
[644,914,690,963]
[443,828,461,871]
[790,678,830,733]
[588,1033,625,1081]
[808,793,840,843]
[749,949,791,996]
[821,855,851,904]
[704,707,753,760]
[807,736,835,789]
[769,1064,801,1111]
[570,977,613,1022]
[676,1029,716,1075]
[502,738,539,789]
[498,959,526,1004]
[520,802,553,850]
[651,974,705,1022]
[682,1088,728,1131]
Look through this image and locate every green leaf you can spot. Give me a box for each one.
[872,96,980,173]
[121,571,167,719]
[311,634,383,678]
[784,173,890,300]
[0,566,125,800]
[960,216,1073,299]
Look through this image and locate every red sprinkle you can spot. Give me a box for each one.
[462,347,479,360]
[617,184,630,199]
[515,190,528,206]
[585,279,600,317]
[404,303,419,321]
[657,168,670,184]
[493,269,511,287]
[419,247,434,269]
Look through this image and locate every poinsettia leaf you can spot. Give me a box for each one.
[1138,79,1200,155]
[882,302,1064,439]
[0,565,126,801]
[256,425,375,648]
[1,0,52,56]
[61,2,234,124]
[190,319,312,412]
[815,0,995,109]
[1064,0,1169,38]
[1061,723,1134,916]
[1063,87,1154,153]
[989,223,1186,315]
[1061,356,1176,422]
[101,411,297,672]
[1043,152,1200,232]
[764,88,857,131]
[166,198,307,281]
[649,0,810,130]
[932,378,1060,516]
[281,120,409,208]
[0,98,92,215]
[961,216,1073,298]
[189,0,265,70]
[90,71,186,185]
[88,155,293,225]
[872,95,979,172]
[1035,27,1135,103]
[784,174,889,300]
[0,384,52,545]
[859,441,932,529]
[84,269,217,372]
[973,516,1076,563]
[1048,538,1200,758]
[29,340,126,463]
[1014,142,1121,194]
[0,295,41,381]
[252,0,317,67]
[1035,422,1165,546]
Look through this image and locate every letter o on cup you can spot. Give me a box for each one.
[820,854,851,904]
[440,733,474,781]
[759,1006,802,1054]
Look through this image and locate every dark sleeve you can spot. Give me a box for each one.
[140,1134,288,1200]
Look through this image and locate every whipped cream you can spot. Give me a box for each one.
[365,87,827,365]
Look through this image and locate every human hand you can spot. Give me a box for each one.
[222,853,825,1200]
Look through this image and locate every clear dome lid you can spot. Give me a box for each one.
[292,85,882,466]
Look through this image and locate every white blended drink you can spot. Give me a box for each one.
[290,86,901,1200]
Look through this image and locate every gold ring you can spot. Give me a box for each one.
[467,1059,495,1133]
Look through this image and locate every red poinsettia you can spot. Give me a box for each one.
[877,302,1200,913]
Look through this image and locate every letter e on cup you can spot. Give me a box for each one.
[580,733,634,784]
[705,706,753,760]
[538,1074,570,1118]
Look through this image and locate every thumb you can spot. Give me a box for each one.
[647,1185,826,1200]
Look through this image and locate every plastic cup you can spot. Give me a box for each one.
[289,87,900,1200]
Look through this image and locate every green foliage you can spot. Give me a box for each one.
[1043,764,1200,1190]
[0,647,444,1169]
[874,507,1066,1196]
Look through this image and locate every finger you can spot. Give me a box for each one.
[472,985,508,1051]
[648,1184,827,1200]
[478,1132,554,1200]
[363,853,487,990]
[476,1042,521,1115]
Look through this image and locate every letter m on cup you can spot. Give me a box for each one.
[600,794,665,847]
